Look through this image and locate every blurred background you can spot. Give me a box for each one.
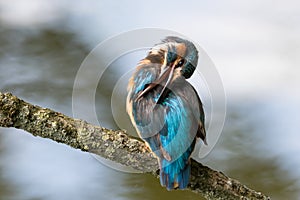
[0,1,299,200]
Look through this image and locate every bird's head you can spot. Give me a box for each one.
[137,36,198,101]
[160,36,198,79]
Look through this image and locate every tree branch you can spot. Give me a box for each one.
[0,92,270,200]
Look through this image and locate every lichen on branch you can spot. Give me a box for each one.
[0,92,270,200]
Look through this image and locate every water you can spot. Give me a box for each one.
[0,1,299,200]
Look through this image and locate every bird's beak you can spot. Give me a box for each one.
[137,63,176,102]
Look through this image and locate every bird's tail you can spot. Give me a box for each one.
[159,158,191,190]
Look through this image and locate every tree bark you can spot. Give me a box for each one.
[0,92,270,200]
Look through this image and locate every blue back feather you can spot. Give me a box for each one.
[159,91,197,189]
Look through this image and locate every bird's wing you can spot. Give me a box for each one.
[127,63,166,156]
[191,86,207,144]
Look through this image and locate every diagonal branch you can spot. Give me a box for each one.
[0,92,270,200]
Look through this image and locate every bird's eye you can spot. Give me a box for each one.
[176,59,185,67]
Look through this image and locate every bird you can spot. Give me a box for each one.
[126,36,206,190]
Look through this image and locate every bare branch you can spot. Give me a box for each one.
[0,92,270,200]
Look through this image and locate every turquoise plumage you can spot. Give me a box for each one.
[127,36,206,190]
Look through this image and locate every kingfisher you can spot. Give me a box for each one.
[126,36,206,190]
